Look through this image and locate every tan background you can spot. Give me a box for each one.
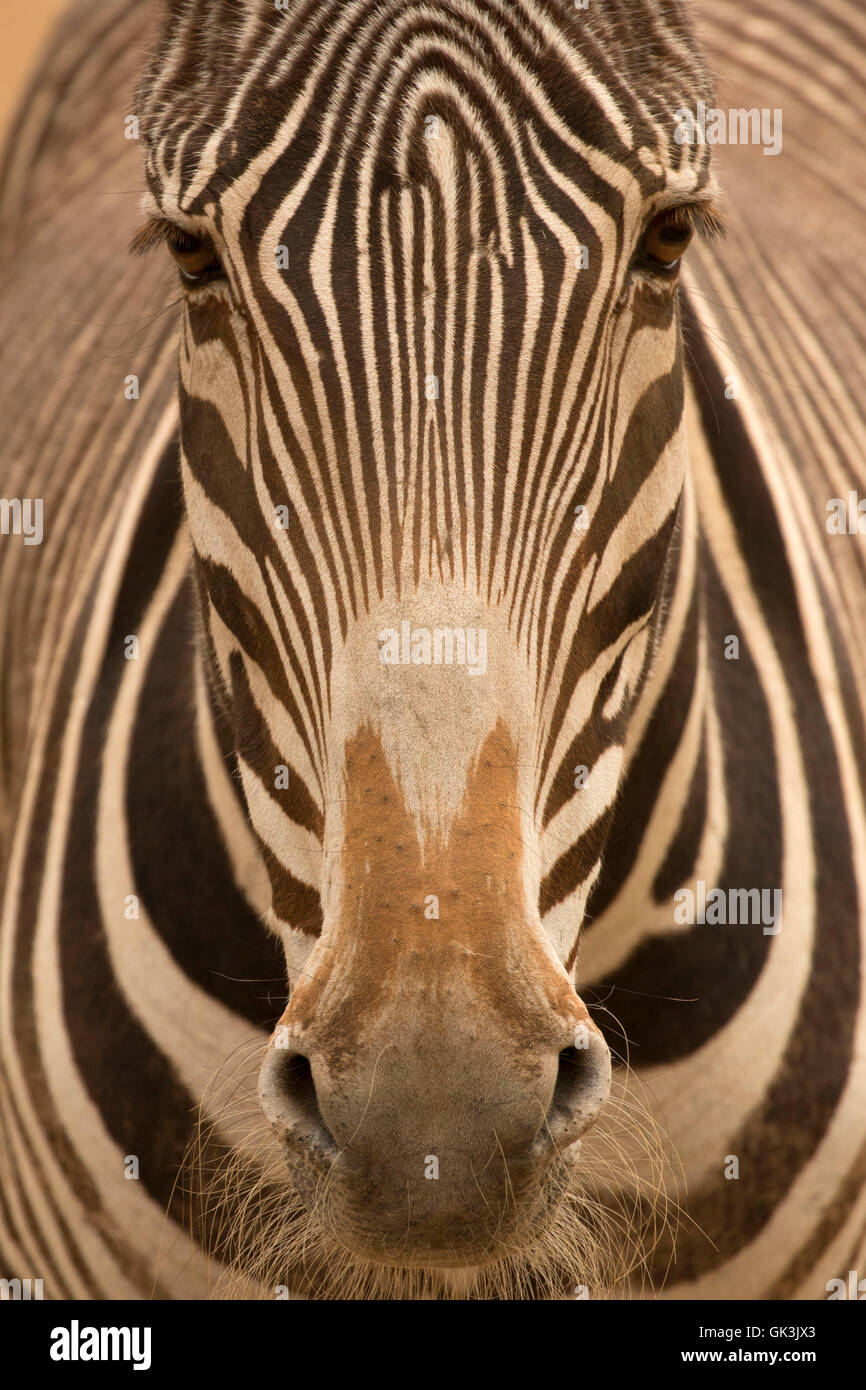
[0,0,71,141]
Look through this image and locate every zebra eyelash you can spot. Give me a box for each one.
[658,201,727,240]
[129,216,201,256]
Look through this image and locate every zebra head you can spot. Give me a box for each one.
[136,0,719,1285]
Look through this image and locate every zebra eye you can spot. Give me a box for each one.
[638,213,694,273]
[165,228,223,285]
[130,217,229,294]
[130,217,224,289]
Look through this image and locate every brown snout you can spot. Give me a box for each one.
[258,720,611,1265]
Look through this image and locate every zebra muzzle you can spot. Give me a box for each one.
[257,984,611,1265]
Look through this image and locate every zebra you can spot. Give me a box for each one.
[0,0,864,1301]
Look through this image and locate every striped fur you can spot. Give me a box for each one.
[1,0,865,1299]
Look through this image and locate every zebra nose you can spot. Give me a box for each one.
[257,1014,611,1262]
[537,1023,612,1154]
[257,1019,611,1162]
[257,1047,338,1157]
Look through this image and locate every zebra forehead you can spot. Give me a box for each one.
[138,0,714,185]
[141,0,709,82]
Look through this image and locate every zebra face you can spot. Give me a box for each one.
[137,0,719,1283]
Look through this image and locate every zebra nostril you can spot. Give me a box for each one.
[257,1046,338,1154]
[540,1029,612,1153]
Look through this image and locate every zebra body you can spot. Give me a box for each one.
[1,0,865,1299]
